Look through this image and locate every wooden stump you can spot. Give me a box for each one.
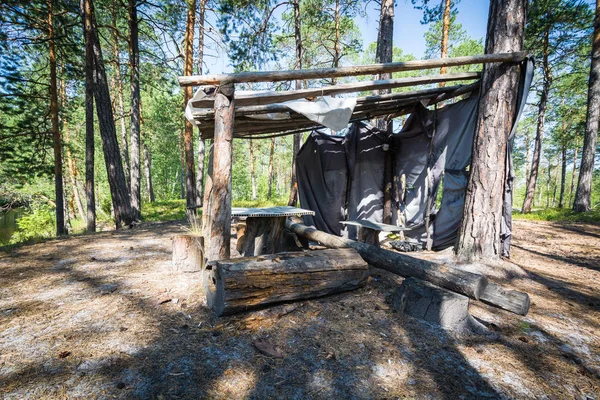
[172,235,204,272]
[237,216,287,256]
[393,277,487,334]
[358,227,380,247]
[203,248,369,316]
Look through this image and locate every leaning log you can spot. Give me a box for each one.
[203,248,369,316]
[286,220,530,315]
[285,220,487,300]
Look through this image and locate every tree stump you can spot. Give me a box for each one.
[237,216,287,256]
[172,235,204,272]
[393,277,487,334]
[203,248,369,316]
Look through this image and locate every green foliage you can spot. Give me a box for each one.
[8,205,55,245]
[143,200,187,222]
[513,207,600,224]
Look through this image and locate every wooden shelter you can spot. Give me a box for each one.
[177,52,527,262]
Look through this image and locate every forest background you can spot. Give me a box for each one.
[1,0,599,245]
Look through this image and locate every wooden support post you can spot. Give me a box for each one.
[206,83,235,261]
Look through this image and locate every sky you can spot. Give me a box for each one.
[203,0,491,74]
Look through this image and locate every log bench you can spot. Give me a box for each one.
[341,219,408,247]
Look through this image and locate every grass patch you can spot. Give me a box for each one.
[513,208,600,224]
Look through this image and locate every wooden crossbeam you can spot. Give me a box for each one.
[178,52,525,86]
[190,72,480,108]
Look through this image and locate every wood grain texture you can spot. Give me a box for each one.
[204,249,369,316]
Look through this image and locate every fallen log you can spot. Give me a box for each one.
[203,248,369,316]
[286,220,530,315]
[285,220,487,300]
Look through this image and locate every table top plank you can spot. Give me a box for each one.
[231,206,315,217]
[340,219,408,232]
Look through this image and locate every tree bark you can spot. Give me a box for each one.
[267,137,275,199]
[48,0,66,236]
[569,145,578,205]
[183,0,197,216]
[89,0,136,228]
[143,142,155,202]
[195,0,207,207]
[439,0,452,85]
[455,0,526,262]
[574,0,600,212]
[204,249,369,316]
[172,235,204,272]
[249,138,257,200]
[206,84,235,261]
[128,0,141,220]
[81,0,96,233]
[287,0,303,207]
[522,27,551,214]
[111,5,129,182]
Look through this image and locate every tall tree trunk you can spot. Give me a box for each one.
[522,27,551,213]
[375,0,394,224]
[455,0,526,262]
[439,0,452,86]
[552,159,559,207]
[111,5,130,185]
[128,0,141,220]
[143,142,155,202]
[81,0,96,232]
[559,143,567,208]
[88,0,135,228]
[331,0,340,85]
[267,137,275,200]
[250,138,257,200]
[574,0,600,212]
[569,145,579,205]
[48,0,66,236]
[288,0,303,206]
[195,0,207,208]
[524,129,532,185]
[183,0,197,215]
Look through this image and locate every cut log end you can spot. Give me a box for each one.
[172,235,204,273]
[480,282,530,316]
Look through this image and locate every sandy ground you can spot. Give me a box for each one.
[0,219,599,399]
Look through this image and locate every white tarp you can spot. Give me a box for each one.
[185,87,357,132]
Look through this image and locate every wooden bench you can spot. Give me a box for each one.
[340,219,407,247]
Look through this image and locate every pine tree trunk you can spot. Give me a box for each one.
[288,0,303,207]
[143,142,155,202]
[81,0,96,232]
[89,0,135,228]
[331,0,340,85]
[524,130,532,187]
[195,0,207,207]
[455,0,526,262]
[250,139,257,200]
[559,143,567,208]
[128,0,141,220]
[111,5,129,182]
[267,137,275,200]
[48,0,66,236]
[439,0,452,86]
[183,0,197,215]
[569,145,578,205]
[522,27,551,214]
[574,0,600,212]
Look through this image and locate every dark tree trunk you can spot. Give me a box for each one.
[143,142,155,202]
[128,0,141,220]
[48,0,66,236]
[569,145,579,205]
[81,0,96,232]
[111,5,129,183]
[522,27,551,213]
[288,0,302,207]
[183,0,197,216]
[376,0,394,223]
[195,0,207,207]
[559,144,567,208]
[267,137,275,199]
[89,0,135,228]
[455,0,526,262]
[574,0,600,212]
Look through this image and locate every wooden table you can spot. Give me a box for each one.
[340,219,407,247]
[232,206,315,256]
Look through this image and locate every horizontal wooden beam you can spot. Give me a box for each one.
[190,83,470,120]
[190,72,480,108]
[178,52,526,86]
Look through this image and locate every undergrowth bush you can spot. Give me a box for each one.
[9,205,55,244]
